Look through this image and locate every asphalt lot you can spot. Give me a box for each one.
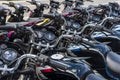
[0,0,120,11]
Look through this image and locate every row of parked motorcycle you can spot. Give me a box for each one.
[0,0,120,80]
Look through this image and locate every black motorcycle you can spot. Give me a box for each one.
[0,6,10,25]
[49,0,60,13]
[26,0,49,18]
[0,22,106,80]
[3,2,30,22]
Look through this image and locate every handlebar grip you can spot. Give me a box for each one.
[3,2,14,7]
[48,59,70,70]
[43,14,55,19]
[2,3,9,5]
[85,73,106,80]
[73,8,82,11]
[0,26,16,30]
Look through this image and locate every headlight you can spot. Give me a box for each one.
[93,15,100,21]
[2,48,18,61]
[44,32,56,41]
[72,22,80,29]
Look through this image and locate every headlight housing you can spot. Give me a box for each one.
[44,32,56,41]
[2,48,18,61]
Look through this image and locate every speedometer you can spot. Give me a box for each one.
[44,32,56,41]
[92,15,100,22]
[35,30,43,38]
[2,48,18,61]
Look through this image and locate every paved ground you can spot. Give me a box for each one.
[0,0,120,11]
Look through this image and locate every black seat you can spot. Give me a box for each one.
[95,36,120,52]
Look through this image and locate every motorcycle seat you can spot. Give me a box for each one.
[106,51,120,76]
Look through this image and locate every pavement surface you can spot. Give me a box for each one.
[0,0,120,11]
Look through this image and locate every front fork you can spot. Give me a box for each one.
[18,46,34,80]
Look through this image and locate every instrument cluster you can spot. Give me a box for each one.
[66,19,81,31]
[0,44,19,65]
[34,27,57,44]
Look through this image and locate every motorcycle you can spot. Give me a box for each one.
[0,21,106,80]
[62,0,74,12]
[49,0,60,13]
[3,2,30,22]
[108,2,120,17]
[0,6,10,25]
[26,0,49,18]
[89,17,120,52]
[58,25,120,79]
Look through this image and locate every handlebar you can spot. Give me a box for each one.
[43,14,56,19]
[34,34,95,48]
[3,2,29,12]
[2,2,14,7]
[0,54,69,73]
[26,1,49,9]
[34,34,73,48]
[100,17,120,25]
[0,54,38,72]
[43,13,62,20]
[65,17,120,35]
[2,3,9,5]
[42,13,67,27]
[0,25,16,31]
[43,13,67,23]
[0,24,31,31]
